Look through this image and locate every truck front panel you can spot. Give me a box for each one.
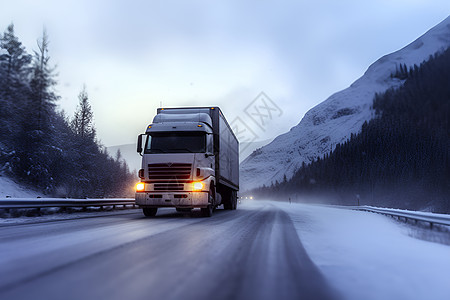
[135,153,215,209]
[135,191,209,208]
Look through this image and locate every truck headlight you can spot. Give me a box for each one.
[192,182,204,191]
[136,182,145,192]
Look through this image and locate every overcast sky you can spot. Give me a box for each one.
[1,1,449,146]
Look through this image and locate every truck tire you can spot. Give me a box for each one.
[232,190,237,210]
[223,189,237,210]
[201,204,213,217]
[222,189,230,210]
[201,186,215,217]
[143,207,157,217]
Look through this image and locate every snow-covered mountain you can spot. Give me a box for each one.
[240,16,450,191]
[239,138,273,163]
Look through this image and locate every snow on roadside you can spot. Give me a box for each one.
[271,201,450,300]
[0,175,42,198]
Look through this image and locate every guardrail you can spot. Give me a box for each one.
[348,205,450,229]
[0,198,136,211]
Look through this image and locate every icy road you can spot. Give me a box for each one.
[1,200,450,300]
[0,201,335,300]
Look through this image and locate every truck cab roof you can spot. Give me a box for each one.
[152,112,213,128]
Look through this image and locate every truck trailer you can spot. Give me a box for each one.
[135,107,239,217]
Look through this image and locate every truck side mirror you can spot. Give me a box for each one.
[137,134,143,154]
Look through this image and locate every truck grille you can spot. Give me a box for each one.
[148,163,192,181]
[154,183,184,191]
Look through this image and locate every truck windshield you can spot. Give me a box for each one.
[145,132,206,154]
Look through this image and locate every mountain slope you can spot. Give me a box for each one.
[240,16,450,190]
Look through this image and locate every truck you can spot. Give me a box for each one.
[135,107,239,217]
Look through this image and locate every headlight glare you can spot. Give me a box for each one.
[192,182,204,191]
[136,182,145,192]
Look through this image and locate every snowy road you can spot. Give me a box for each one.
[0,202,336,300]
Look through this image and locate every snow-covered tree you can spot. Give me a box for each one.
[28,29,58,132]
[0,23,31,156]
[0,25,136,197]
[71,86,95,139]
[17,29,59,190]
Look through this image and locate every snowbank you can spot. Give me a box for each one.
[270,201,450,300]
[0,175,41,198]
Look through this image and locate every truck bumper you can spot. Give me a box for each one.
[135,191,209,208]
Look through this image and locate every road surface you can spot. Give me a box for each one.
[0,201,339,300]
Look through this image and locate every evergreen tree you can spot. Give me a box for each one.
[69,86,99,197]
[71,86,95,138]
[0,23,31,168]
[16,29,59,191]
[28,29,58,132]
[0,25,136,198]
[115,149,122,162]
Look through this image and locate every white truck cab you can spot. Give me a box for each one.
[135,107,239,217]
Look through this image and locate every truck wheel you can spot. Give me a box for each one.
[201,205,213,217]
[224,190,237,210]
[222,190,231,210]
[201,186,215,217]
[143,208,157,217]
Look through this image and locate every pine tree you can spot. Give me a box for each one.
[28,29,58,132]
[0,24,31,165]
[115,149,123,163]
[17,29,59,191]
[67,87,96,197]
[71,86,95,139]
